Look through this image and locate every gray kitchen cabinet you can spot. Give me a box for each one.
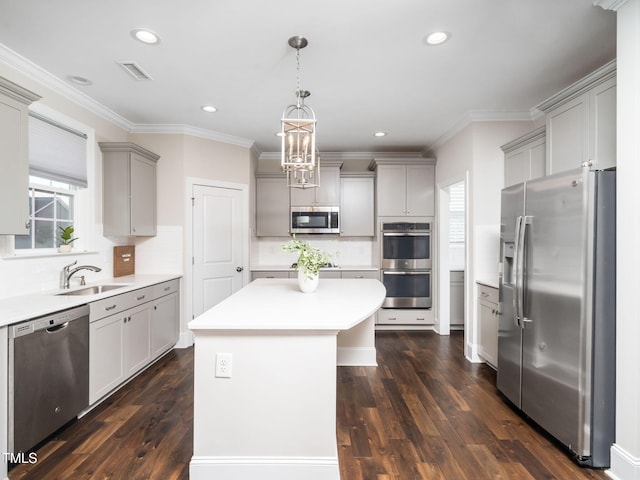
[340,174,374,236]
[374,161,435,217]
[89,281,179,405]
[477,283,498,368]
[502,127,546,188]
[99,142,160,237]
[151,280,180,358]
[290,162,342,206]
[450,270,464,328]
[255,175,290,237]
[538,61,616,174]
[0,77,40,235]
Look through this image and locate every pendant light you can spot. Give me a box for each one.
[281,36,320,189]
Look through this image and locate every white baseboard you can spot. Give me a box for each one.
[337,346,377,366]
[174,330,194,349]
[607,444,640,480]
[189,456,340,480]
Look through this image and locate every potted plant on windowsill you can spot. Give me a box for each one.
[282,237,331,293]
[57,225,78,253]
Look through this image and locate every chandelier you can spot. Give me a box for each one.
[281,36,319,189]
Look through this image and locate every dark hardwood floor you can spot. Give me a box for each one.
[10,331,610,479]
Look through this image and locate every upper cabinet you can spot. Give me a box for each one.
[0,77,41,235]
[289,162,341,207]
[255,174,290,237]
[538,60,616,175]
[99,142,160,237]
[373,160,435,217]
[501,127,546,188]
[340,173,375,236]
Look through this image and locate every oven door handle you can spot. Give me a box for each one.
[382,270,430,275]
[382,232,430,237]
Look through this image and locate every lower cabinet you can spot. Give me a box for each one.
[151,290,179,358]
[477,283,499,368]
[89,279,179,405]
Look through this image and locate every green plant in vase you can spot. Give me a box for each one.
[282,237,330,280]
[57,225,78,252]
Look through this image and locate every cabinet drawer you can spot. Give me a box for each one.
[153,279,179,298]
[377,309,433,325]
[478,284,498,304]
[90,286,153,322]
[341,270,378,279]
[251,271,290,280]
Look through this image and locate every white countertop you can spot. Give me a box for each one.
[189,278,385,332]
[0,273,181,327]
[476,278,499,289]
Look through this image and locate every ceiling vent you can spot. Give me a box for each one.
[116,61,152,81]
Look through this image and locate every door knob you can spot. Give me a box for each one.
[236,267,244,272]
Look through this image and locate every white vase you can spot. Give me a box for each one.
[58,244,72,253]
[297,269,319,293]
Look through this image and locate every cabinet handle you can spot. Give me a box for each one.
[416,317,425,321]
[105,304,117,311]
[481,292,489,297]
[355,275,364,279]
[163,286,171,291]
[137,295,146,301]
[389,317,397,321]
[154,306,157,310]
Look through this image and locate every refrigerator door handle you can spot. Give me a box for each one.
[519,216,533,325]
[512,216,524,326]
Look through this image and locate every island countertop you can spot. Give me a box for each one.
[189,278,386,332]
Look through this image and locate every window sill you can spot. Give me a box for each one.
[3,249,100,260]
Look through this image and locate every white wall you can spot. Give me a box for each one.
[434,121,534,360]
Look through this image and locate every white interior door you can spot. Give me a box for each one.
[192,184,245,317]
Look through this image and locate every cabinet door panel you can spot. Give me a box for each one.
[256,177,290,236]
[315,166,340,205]
[340,177,374,236]
[152,293,178,357]
[89,314,125,404]
[124,303,152,376]
[377,165,407,216]
[546,94,589,174]
[590,77,616,171]
[406,164,434,216]
[130,153,156,236]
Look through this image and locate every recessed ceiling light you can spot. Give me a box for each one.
[424,31,449,46]
[374,131,387,137]
[131,29,160,45]
[68,75,93,86]
[201,105,217,113]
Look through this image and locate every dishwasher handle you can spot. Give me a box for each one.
[46,322,69,333]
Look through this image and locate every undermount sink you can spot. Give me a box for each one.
[57,284,129,296]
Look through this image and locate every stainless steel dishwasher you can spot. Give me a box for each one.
[8,304,90,454]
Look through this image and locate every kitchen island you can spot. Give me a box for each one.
[188,278,385,480]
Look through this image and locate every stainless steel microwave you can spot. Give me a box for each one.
[291,206,339,234]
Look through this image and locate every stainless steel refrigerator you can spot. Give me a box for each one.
[497,167,616,468]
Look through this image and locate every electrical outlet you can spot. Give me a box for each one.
[215,352,232,378]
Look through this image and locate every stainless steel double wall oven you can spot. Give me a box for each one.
[381,222,432,308]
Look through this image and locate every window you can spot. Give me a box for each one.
[14,112,88,251]
[15,177,78,250]
[449,181,465,244]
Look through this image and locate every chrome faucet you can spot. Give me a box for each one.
[60,260,102,289]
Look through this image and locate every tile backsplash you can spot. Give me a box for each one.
[254,237,376,267]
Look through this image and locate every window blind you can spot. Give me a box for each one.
[28,112,88,187]
[449,182,465,244]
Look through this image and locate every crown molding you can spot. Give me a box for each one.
[594,0,628,11]
[0,42,134,131]
[129,123,255,149]
[428,109,533,153]
[536,59,616,113]
[500,126,546,153]
[258,151,426,162]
